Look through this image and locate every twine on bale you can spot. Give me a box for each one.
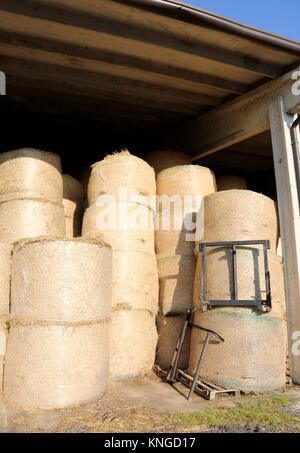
[0,148,63,204]
[109,309,157,381]
[4,238,112,409]
[88,150,156,206]
[0,199,66,243]
[144,150,192,175]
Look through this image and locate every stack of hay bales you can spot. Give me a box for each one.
[144,150,192,175]
[0,149,65,242]
[155,165,216,370]
[4,238,112,409]
[63,174,84,237]
[0,243,13,401]
[190,190,287,393]
[217,175,247,191]
[82,151,158,380]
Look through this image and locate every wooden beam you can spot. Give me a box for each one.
[163,69,299,159]
[269,97,300,384]
[0,6,283,79]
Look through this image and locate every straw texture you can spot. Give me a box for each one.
[82,201,155,253]
[11,238,112,321]
[4,238,112,409]
[0,199,66,243]
[188,310,286,393]
[0,315,9,401]
[157,255,196,314]
[217,175,247,191]
[144,150,192,175]
[88,151,156,206]
[155,209,196,256]
[109,310,157,381]
[4,321,109,409]
[112,251,158,313]
[156,314,190,370]
[0,148,62,203]
[193,248,286,317]
[0,242,13,315]
[63,174,84,237]
[201,190,278,251]
[156,165,216,206]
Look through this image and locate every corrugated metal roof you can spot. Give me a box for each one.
[1,0,299,132]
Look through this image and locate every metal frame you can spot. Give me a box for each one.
[166,309,225,400]
[198,240,272,311]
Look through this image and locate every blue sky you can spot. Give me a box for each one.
[183,1,300,41]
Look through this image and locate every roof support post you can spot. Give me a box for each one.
[269,96,300,384]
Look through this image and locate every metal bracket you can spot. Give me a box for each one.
[198,240,272,312]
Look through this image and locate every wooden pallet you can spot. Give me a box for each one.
[176,369,240,400]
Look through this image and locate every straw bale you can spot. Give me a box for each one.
[217,175,247,191]
[88,151,156,206]
[156,314,190,370]
[157,255,196,314]
[144,150,192,175]
[189,310,286,393]
[0,315,9,401]
[194,247,285,317]
[11,238,112,322]
[109,310,157,380]
[63,175,84,237]
[0,199,66,243]
[112,251,158,313]
[0,148,62,203]
[3,320,109,409]
[156,165,216,208]
[82,200,155,253]
[155,209,197,256]
[0,242,13,315]
[201,190,278,251]
[277,237,282,257]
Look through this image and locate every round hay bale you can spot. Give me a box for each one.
[157,255,196,314]
[155,209,197,256]
[156,165,216,208]
[217,175,247,191]
[112,251,158,313]
[4,320,109,409]
[109,310,157,381]
[193,248,285,318]
[0,315,9,401]
[277,237,282,257]
[11,238,112,322]
[201,190,278,251]
[156,314,190,370]
[82,201,155,254]
[0,242,13,315]
[0,148,62,203]
[63,175,84,238]
[188,309,286,393]
[64,215,82,238]
[144,150,192,175]
[88,151,156,207]
[0,199,66,243]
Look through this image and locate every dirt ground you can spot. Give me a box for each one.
[0,370,299,433]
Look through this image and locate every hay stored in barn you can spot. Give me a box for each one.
[0,148,62,203]
[88,151,156,207]
[0,199,66,243]
[200,190,278,251]
[63,174,84,237]
[144,150,192,175]
[217,175,247,191]
[4,238,112,409]
[157,255,196,314]
[156,314,190,370]
[109,309,157,381]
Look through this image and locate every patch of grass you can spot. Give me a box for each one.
[166,395,300,432]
